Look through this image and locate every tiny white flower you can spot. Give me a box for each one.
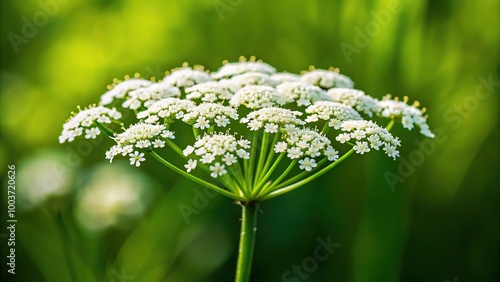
[195,147,207,156]
[135,140,151,149]
[351,129,366,140]
[222,153,238,165]
[248,120,263,131]
[287,147,303,159]
[201,153,216,164]
[264,123,279,133]
[85,127,101,139]
[121,145,134,156]
[129,151,145,167]
[383,144,399,160]
[324,147,339,161]
[184,159,197,172]
[215,115,230,127]
[274,142,288,153]
[336,133,351,143]
[152,139,165,148]
[210,162,227,178]
[161,130,175,139]
[237,139,251,149]
[298,157,317,171]
[353,141,370,154]
[194,116,210,129]
[236,149,250,159]
[105,146,120,162]
[183,145,195,156]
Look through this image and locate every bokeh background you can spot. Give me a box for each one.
[1,0,499,281]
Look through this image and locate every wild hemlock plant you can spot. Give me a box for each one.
[60,56,434,282]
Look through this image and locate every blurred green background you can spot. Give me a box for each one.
[1,0,498,281]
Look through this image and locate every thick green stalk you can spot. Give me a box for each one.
[235,202,258,282]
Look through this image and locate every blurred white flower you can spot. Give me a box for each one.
[17,150,73,210]
[75,164,153,231]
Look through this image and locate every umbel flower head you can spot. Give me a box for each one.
[60,56,434,202]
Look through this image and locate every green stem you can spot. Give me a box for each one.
[245,132,259,190]
[192,126,200,138]
[258,159,297,196]
[256,133,280,183]
[234,202,258,282]
[55,211,78,282]
[254,132,270,184]
[321,122,330,134]
[94,122,115,136]
[261,149,355,201]
[252,153,284,198]
[165,139,186,158]
[273,158,328,190]
[386,119,395,131]
[149,151,244,201]
[225,163,247,196]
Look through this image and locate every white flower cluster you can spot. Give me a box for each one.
[230,85,288,109]
[62,57,435,180]
[137,98,195,124]
[122,83,181,110]
[100,78,153,105]
[163,67,211,88]
[335,120,400,159]
[377,96,434,138]
[276,126,339,170]
[186,81,234,103]
[301,69,355,89]
[271,72,301,84]
[227,72,278,89]
[276,81,331,107]
[59,106,122,143]
[212,60,276,79]
[305,101,363,129]
[183,133,251,177]
[106,122,175,166]
[240,107,305,133]
[182,103,239,129]
[327,88,379,117]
